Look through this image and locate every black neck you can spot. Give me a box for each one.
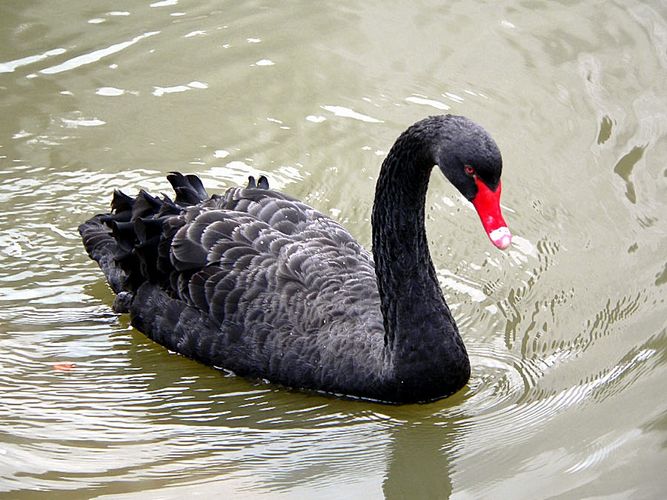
[371,118,469,396]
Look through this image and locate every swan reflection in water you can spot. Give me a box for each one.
[106,329,460,498]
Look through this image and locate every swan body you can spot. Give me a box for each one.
[80,115,510,404]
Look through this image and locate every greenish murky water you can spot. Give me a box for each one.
[1,1,666,498]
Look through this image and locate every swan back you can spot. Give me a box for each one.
[81,173,387,396]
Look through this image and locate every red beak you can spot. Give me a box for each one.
[471,178,512,250]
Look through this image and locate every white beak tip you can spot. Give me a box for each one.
[489,227,512,250]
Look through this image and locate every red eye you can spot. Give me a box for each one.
[464,165,475,176]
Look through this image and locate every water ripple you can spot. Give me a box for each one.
[39,31,160,75]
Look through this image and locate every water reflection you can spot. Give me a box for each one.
[382,421,454,499]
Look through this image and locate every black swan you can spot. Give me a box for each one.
[79,115,511,404]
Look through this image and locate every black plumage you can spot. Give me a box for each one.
[80,115,507,404]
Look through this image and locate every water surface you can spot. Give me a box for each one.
[1,1,666,498]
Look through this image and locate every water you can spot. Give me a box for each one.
[1,0,666,498]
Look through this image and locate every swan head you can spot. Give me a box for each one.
[433,115,512,250]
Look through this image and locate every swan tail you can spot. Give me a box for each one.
[78,215,129,297]
[80,173,208,300]
[80,172,273,299]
